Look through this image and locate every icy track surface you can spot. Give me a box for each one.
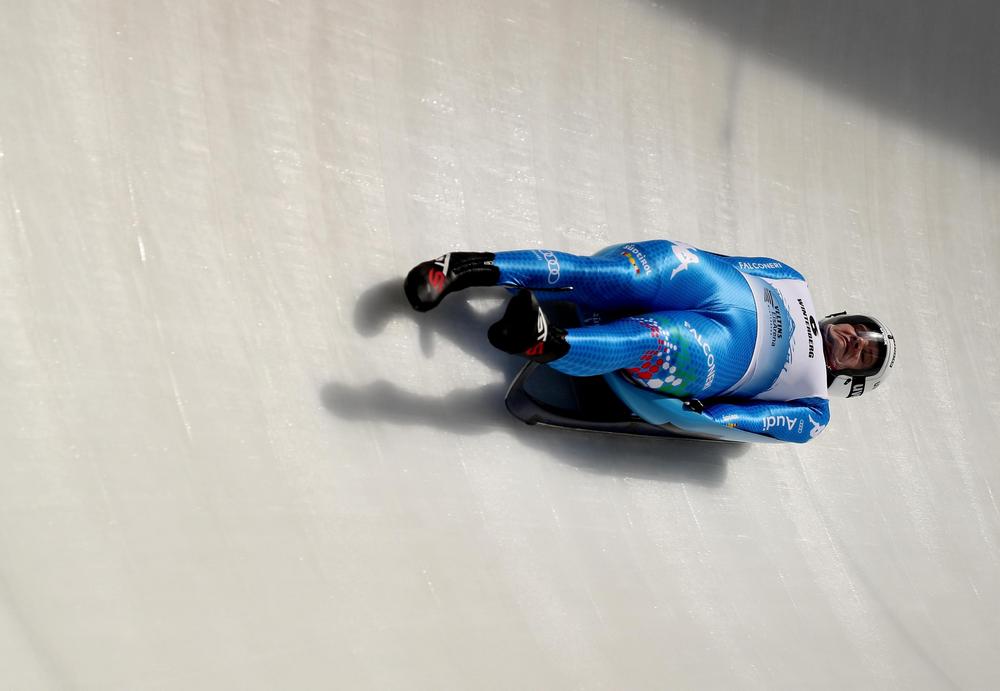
[2,1,999,689]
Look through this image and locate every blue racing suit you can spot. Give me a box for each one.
[492,241,830,443]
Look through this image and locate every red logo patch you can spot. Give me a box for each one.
[427,268,446,292]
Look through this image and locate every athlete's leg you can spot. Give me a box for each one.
[402,247,623,313]
[493,244,664,312]
[494,240,751,314]
[543,309,754,400]
[404,240,751,314]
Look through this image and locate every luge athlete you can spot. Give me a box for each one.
[404,241,895,443]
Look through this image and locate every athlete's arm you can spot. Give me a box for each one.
[699,397,830,443]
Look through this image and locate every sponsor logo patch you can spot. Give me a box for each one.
[796,298,817,359]
[763,415,799,433]
[808,415,826,438]
[764,290,784,348]
[622,244,652,276]
[535,250,561,285]
[738,260,783,271]
[670,243,699,280]
[684,320,716,390]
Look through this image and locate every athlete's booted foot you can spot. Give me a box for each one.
[488,290,569,364]
[404,252,499,312]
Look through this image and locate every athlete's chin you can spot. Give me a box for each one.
[823,348,845,371]
[821,344,839,369]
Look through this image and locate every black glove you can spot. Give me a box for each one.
[404,252,499,312]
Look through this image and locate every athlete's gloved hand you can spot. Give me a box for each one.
[488,289,569,364]
[404,252,499,311]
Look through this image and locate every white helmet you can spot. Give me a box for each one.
[821,312,896,398]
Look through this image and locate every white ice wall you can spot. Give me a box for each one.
[1,1,998,689]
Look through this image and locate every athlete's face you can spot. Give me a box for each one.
[822,322,881,372]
